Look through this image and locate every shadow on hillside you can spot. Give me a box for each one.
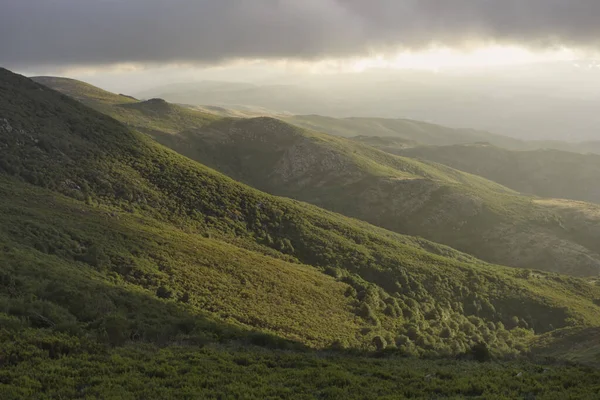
[0,180,308,355]
[1,243,309,356]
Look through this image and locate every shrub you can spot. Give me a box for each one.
[358,303,380,326]
[156,286,173,299]
[372,336,387,351]
[101,314,130,346]
[471,342,491,362]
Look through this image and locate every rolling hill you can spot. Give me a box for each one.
[4,69,600,396]
[380,143,600,205]
[132,65,600,144]
[283,114,527,149]
[288,115,600,155]
[37,76,600,154]
[34,76,600,278]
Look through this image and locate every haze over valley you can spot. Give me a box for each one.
[133,62,600,142]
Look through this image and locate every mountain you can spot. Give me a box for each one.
[133,64,600,143]
[287,115,600,155]
[37,76,600,154]
[385,143,600,205]
[282,114,528,149]
[34,76,600,277]
[155,119,600,277]
[6,68,600,396]
[135,80,335,115]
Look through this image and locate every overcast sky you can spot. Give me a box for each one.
[2,0,600,70]
[3,1,600,140]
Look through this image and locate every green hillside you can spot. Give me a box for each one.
[33,76,220,134]
[35,76,600,277]
[386,143,600,205]
[165,119,600,277]
[282,114,527,149]
[32,77,600,278]
[11,68,593,350]
[3,69,600,396]
[288,115,600,156]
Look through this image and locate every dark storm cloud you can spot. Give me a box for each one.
[1,0,599,68]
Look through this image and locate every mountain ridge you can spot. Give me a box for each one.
[2,67,600,396]
[391,143,600,205]
[32,76,600,277]
[7,67,588,352]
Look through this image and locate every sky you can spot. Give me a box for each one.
[3,1,599,77]
[2,0,600,140]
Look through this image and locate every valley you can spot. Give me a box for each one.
[34,76,600,277]
[5,1,600,398]
[0,68,598,398]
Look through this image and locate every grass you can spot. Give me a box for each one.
[397,143,600,205]
[33,76,600,277]
[33,76,219,135]
[1,68,596,396]
[282,114,525,149]
[4,343,600,399]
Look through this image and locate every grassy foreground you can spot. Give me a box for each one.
[3,342,600,399]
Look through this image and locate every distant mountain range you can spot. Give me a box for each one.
[385,143,600,205]
[132,62,600,142]
[33,75,600,277]
[286,115,600,155]
[3,68,600,396]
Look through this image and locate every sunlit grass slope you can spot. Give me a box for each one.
[0,68,599,397]
[33,76,600,277]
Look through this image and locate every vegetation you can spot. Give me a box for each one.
[33,76,220,134]
[387,143,600,205]
[3,68,595,396]
[35,76,600,276]
[9,68,597,349]
[5,343,600,399]
[282,114,527,149]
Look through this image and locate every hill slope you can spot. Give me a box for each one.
[34,76,600,277]
[388,143,600,205]
[169,119,600,277]
[287,115,600,155]
[8,68,582,348]
[6,69,600,396]
[283,114,527,149]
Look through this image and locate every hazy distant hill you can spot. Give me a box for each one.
[133,63,600,143]
[135,81,335,115]
[289,115,600,155]
[375,143,600,205]
[34,76,600,277]
[134,80,531,149]
[43,76,600,154]
[283,114,527,149]
[189,104,290,118]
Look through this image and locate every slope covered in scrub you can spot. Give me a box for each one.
[397,143,600,205]
[34,76,600,277]
[2,68,600,397]
[2,69,600,348]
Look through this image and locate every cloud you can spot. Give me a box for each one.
[2,0,600,68]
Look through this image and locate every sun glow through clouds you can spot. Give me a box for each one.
[345,46,578,73]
